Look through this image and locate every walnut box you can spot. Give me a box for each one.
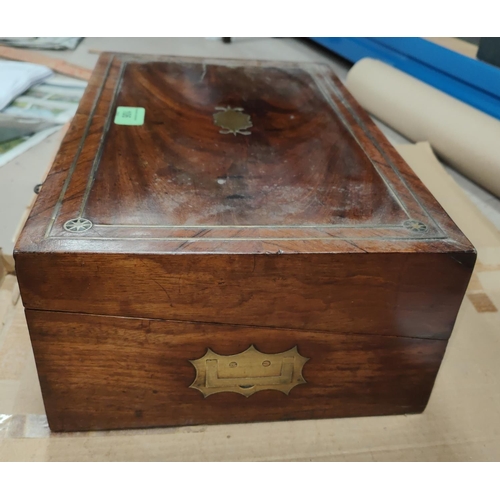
[15,53,475,432]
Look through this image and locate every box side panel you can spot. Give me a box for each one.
[26,309,447,432]
[17,252,474,340]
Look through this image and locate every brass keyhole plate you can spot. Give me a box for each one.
[189,345,308,397]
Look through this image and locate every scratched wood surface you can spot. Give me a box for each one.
[87,61,404,227]
[16,53,472,251]
[1,143,499,459]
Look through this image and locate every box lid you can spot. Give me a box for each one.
[16,53,473,255]
[14,54,475,337]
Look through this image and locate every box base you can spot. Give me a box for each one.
[26,309,446,432]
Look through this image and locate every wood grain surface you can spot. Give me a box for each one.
[26,309,447,432]
[16,252,474,340]
[86,61,403,227]
[16,53,474,253]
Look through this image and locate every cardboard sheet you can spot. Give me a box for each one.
[1,142,499,461]
[346,58,500,198]
[0,251,5,284]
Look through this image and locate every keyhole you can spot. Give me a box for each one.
[262,360,271,367]
[229,362,237,368]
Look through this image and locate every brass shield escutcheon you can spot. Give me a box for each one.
[213,106,253,136]
[189,345,308,397]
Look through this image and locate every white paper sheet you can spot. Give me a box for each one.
[0,61,53,110]
[0,125,61,168]
[0,37,83,50]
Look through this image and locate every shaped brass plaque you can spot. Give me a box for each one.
[213,106,253,136]
[189,345,308,397]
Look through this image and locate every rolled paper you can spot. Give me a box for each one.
[346,58,500,198]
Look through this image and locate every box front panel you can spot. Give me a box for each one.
[27,310,446,432]
[17,252,474,340]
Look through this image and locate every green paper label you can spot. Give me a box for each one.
[114,106,145,126]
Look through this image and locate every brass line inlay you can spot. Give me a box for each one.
[189,345,308,397]
[77,61,127,219]
[44,55,115,238]
[90,223,404,229]
[310,71,411,219]
[314,68,445,238]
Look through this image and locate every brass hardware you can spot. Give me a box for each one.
[213,106,253,136]
[403,219,428,233]
[63,218,93,233]
[189,345,308,397]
